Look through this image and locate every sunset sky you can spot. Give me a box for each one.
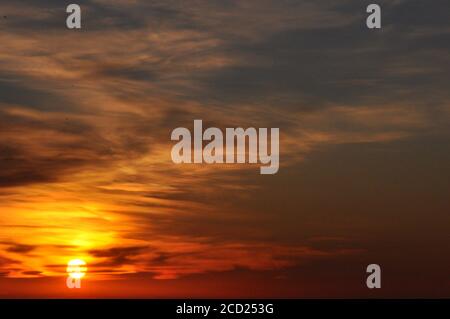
[0,0,449,298]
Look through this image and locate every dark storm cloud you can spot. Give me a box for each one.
[96,65,157,82]
[379,0,450,28]
[0,149,60,187]
[0,79,79,113]
[0,110,161,188]
[185,1,450,109]
[150,251,176,265]
[89,246,148,267]
[21,270,42,276]
[0,255,19,267]
[6,243,36,254]
[0,106,117,187]
[0,146,106,188]
[1,0,186,32]
[3,0,448,111]
[0,0,448,188]
[0,0,89,31]
[325,0,449,28]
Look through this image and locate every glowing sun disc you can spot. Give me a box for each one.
[67,259,87,279]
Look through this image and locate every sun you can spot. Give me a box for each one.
[66,259,87,279]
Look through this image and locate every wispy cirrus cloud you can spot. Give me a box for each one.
[0,0,448,297]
